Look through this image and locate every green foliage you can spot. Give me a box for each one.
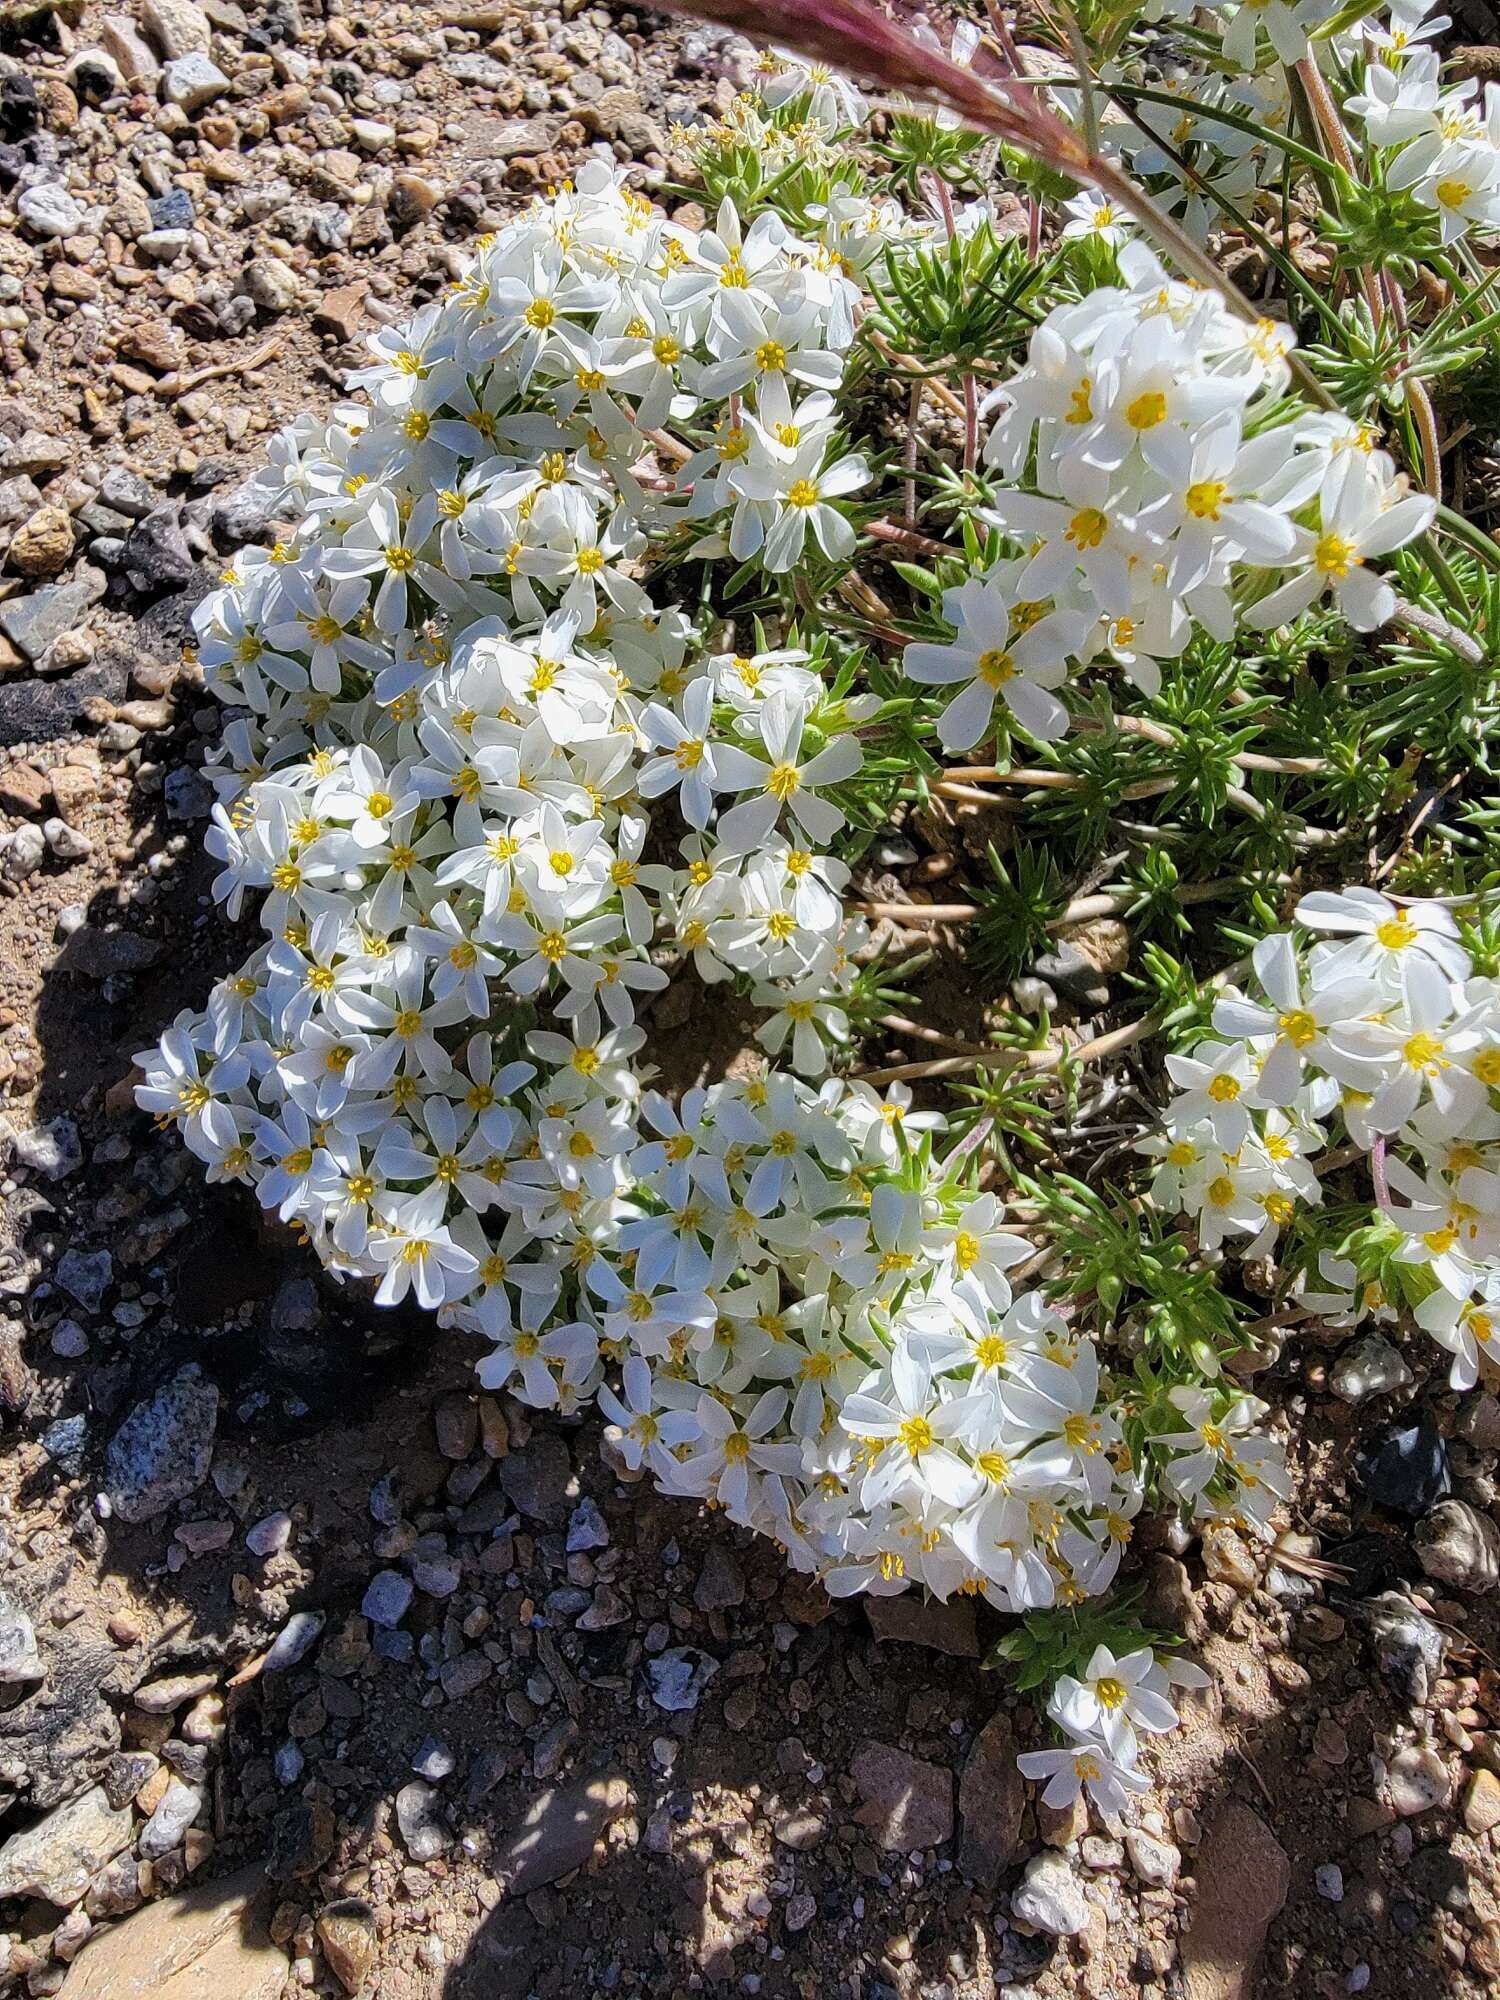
[967,842,1068,985]
[1019,1173,1251,1377]
[985,1590,1179,1687]
[867,224,1057,373]
[873,111,990,196]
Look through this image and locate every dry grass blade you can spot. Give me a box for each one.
[655,0,1090,170]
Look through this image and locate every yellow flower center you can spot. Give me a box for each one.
[1313,532,1359,578]
[897,1414,933,1456]
[1279,1009,1317,1048]
[976,648,1016,687]
[1126,389,1167,430]
[1066,507,1108,551]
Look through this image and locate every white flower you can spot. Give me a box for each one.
[1061,190,1132,249]
[1017,1732,1152,1816]
[710,693,863,853]
[904,573,1091,750]
[1245,456,1436,633]
[1295,887,1471,984]
[1050,1644,1180,1755]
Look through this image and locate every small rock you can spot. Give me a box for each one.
[387,171,441,228]
[1314,1862,1344,1901]
[867,1591,979,1658]
[317,1899,376,1994]
[10,1114,82,1180]
[57,925,162,979]
[141,0,212,58]
[495,1773,629,1894]
[694,1544,745,1611]
[434,1390,478,1459]
[1330,1332,1413,1403]
[52,1318,90,1358]
[263,1611,324,1672]
[1386,1745,1451,1817]
[565,1496,609,1553]
[2,821,46,880]
[1125,1829,1180,1887]
[411,1736,455,1781]
[243,254,300,313]
[105,1364,218,1523]
[138,1778,203,1860]
[57,1246,112,1311]
[412,1558,460,1598]
[0,1786,133,1907]
[0,762,49,815]
[1413,1498,1500,1593]
[56,1860,284,1999]
[162,52,230,113]
[957,1711,1024,1885]
[8,505,73,578]
[1463,1768,1500,1836]
[18,183,87,239]
[772,1807,827,1851]
[1030,940,1109,1009]
[121,316,184,368]
[99,13,163,86]
[0,1584,42,1684]
[785,1890,817,1933]
[0,566,106,662]
[1011,1852,1090,1938]
[98,468,156,519]
[1181,1799,1289,2000]
[1359,1592,1447,1708]
[102,1751,160,1810]
[163,765,214,822]
[850,1739,954,1852]
[394,1780,449,1862]
[646,1645,719,1713]
[1356,1412,1451,1516]
[496,1433,572,1522]
[246,1511,292,1556]
[361,1570,413,1628]
[46,815,93,862]
[312,282,368,342]
[121,505,196,591]
[133,1669,218,1713]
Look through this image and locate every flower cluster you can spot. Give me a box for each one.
[1348,1,1500,248]
[1020,1641,1208,1815]
[1142,890,1500,1388]
[903,248,1434,750]
[131,33,1463,1793]
[171,162,894,1101]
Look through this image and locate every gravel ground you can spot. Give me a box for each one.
[2,3,1500,1997]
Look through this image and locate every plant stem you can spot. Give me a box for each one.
[1389,595,1486,667]
[854,1009,1159,1087]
